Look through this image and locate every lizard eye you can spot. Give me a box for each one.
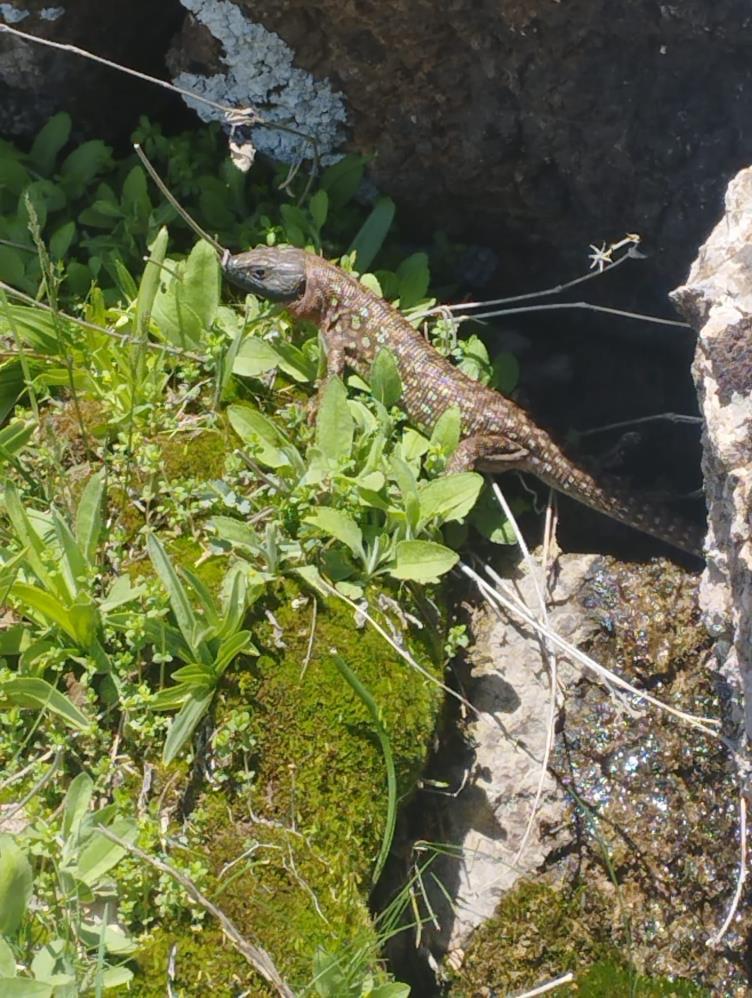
[249,266,268,281]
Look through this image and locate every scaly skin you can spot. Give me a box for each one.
[224,246,703,556]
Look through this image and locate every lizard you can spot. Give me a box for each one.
[223,245,704,557]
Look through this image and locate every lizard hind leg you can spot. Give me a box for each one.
[446,434,530,474]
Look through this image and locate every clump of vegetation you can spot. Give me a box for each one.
[0,114,522,994]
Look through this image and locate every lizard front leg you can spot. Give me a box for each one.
[447,433,530,474]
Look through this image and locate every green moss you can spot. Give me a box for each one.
[132,578,445,993]
[155,428,230,482]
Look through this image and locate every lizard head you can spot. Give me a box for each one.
[222,245,307,303]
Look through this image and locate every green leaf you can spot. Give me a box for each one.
[0,675,91,730]
[3,482,55,592]
[52,510,87,598]
[214,631,254,676]
[320,154,365,209]
[182,239,220,332]
[418,472,483,525]
[429,406,462,455]
[0,158,31,197]
[348,196,395,272]
[162,689,215,764]
[0,937,14,978]
[0,360,25,423]
[209,516,260,555]
[146,533,204,662]
[74,469,106,565]
[48,221,75,260]
[308,189,328,230]
[10,582,76,639]
[491,350,520,394]
[134,226,168,337]
[60,140,112,198]
[389,454,420,532]
[370,985,411,998]
[0,246,25,287]
[0,419,33,461]
[78,921,137,955]
[227,402,291,469]
[470,483,519,545]
[62,772,93,838]
[0,980,52,997]
[305,508,364,559]
[232,337,282,378]
[390,540,459,582]
[370,349,402,408]
[396,252,430,309]
[0,835,32,935]
[74,818,137,887]
[316,377,353,463]
[99,965,134,989]
[458,334,492,383]
[29,112,71,176]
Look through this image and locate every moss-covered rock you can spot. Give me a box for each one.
[132,578,445,993]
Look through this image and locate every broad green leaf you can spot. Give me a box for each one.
[0,419,34,460]
[320,154,365,209]
[396,252,430,309]
[308,189,328,230]
[348,196,395,272]
[0,675,91,730]
[169,663,215,688]
[359,272,382,297]
[389,454,420,532]
[418,472,483,525]
[491,350,520,394]
[162,689,215,764]
[209,516,260,554]
[316,377,353,463]
[429,406,461,455]
[78,921,137,955]
[74,469,106,565]
[68,599,99,649]
[470,484,519,545]
[304,509,363,560]
[370,985,411,998]
[74,818,137,886]
[458,334,492,383]
[227,402,291,468]
[0,980,52,996]
[312,947,348,997]
[29,112,71,175]
[401,428,429,462]
[232,337,282,378]
[10,582,76,640]
[0,937,14,977]
[99,965,134,988]
[62,772,93,839]
[0,246,25,287]
[370,349,402,408]
[134,226,168,337]
[0,835,32,934]
[48,221,75,260]
[0,359,25,423]
[214,630,254,676]
[60,140,112,198]
[0,157,31,196]
[146,533,205,663]
[182,239,220,332]
[390,540,459,582]
[99,575,144,612]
